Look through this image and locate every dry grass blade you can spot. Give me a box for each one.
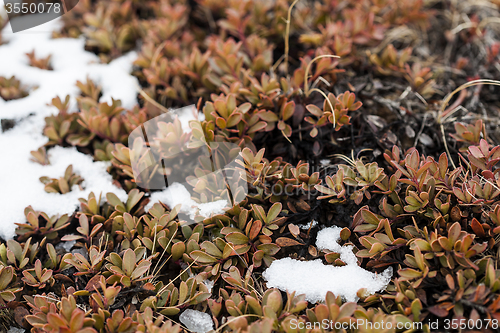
[148,228,178,283]
[438,79,500,169]
[283,0,300,75]
[303,55,340,97]
[156,257,198,296]
[438,79,500,123]
[135,82,170,114]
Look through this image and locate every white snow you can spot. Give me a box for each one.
[196,200,228,218]
[179,309,214,333]
[145,182,227,220]
[319,159,331,166]
[315,226,357,265]
[0,20,138,119]
[7,327,25,333]
[56,239,76,252]
[298,219,318,230]
[0,15,136,239]
[202,279,214,293]
[263,226,392,303]
[170,104,205,134]
[0,134,128,239]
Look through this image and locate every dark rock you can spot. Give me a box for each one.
[1,118,16,132]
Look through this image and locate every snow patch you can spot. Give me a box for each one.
[0,139,128,239]
[263,226,392,303]
[145,182,227,220]
[0,16,135,239]
[170,104,205,133]
[7,327,25,333]
[202,279,215,293]
[298,219,318,230]
[56,239,77,252]
[179,309,214,333]
[0,22,138,119]
[315,226,358,265]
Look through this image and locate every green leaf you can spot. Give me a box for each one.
[360,209,381,225]
[200,241,222,258]
[306,104,323,117]
[178,281,188,304]
[266,202,282,224]
[252,204,266,222]
[225,232,249,245]
[247,121,267,134]
[108,252,122,267]
[398,268,423,279]
[448,222,461,244]
[130,261,151,280]
[106,193,122,208]
[47,313,68,329]
[0,291,15,302]
[171,242,186,261]
[353,224,377,232]
[121,249,136,277]
[159,307,180,316]
[69,309,85,332]
[44,127,60,141]
[190,251,218,264]
[0,267,13,290]
[281,101,295,121]
[257,243,280,255]
[7,240,22,262]
[126,189,144,212]
[340,228,351,241]
[120,275,131,287]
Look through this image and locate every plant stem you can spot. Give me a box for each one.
[283,0,300,76]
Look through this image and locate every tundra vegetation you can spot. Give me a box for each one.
[2,0,500,332]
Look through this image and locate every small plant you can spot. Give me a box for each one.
[89,276,121,311]
[15,207,70,241]
[21,259,55,289]
[0,265,22,305]
[369,44,412,76]
[140,275,211,316]
[0,76,29,100]
[30,147,50,165]
[25,294,97,333]
[76,78,102,104]
[61,214,103,246]
[26,50,53,70]
[451,119,484,152]
[466,139,500,178]
[404,63,436,98]
[0,238,41,270]
[306,91,362,133]
[64,245,106,277]
[82,2,139,62]
[39,165,84,194]
[105,248,153,287]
